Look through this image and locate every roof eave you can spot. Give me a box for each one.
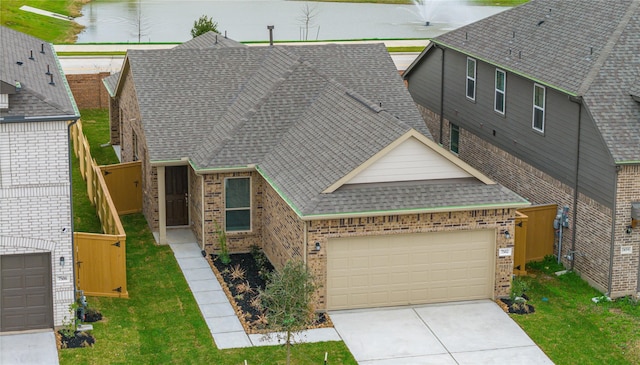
[431,39,579,97]
[299,201,531,221]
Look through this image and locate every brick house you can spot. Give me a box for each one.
[404,0,640,298]
[104,36,529,310]
[0,27,80,331]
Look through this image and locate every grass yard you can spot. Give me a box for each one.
[0,0,85,43]
[513,257,640,365]
[63,109,356,364]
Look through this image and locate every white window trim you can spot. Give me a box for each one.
[494,69,506,115]
[224,176,252,233]
[0,94,8,109]
[466,57,476,101]
[532,84,546,133]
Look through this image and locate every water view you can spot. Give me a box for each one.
[75,0,508,43]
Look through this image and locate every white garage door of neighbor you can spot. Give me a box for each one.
[327,230,495,310]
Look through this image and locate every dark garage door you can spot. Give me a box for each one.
[1,253,53,332]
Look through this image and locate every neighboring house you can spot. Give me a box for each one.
[404,0,640,298]
[0,26,80,331]
[104,34,529,311]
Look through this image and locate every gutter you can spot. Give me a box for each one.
[1,114,80,123]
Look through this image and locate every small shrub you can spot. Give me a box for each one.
[214,221,231,265]
[510,277,529,301]
[229,264,246,281]
[236,281,255,295]
[249,295,263,310]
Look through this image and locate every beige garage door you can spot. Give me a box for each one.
[327,230,495,310]
[1,253,53,332]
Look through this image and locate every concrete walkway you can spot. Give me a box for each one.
[162,229,341,349]
[330,301,554,365]
[0,330,59,365]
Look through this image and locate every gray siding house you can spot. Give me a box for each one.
[404,0,640,298]
[0,26,80,331]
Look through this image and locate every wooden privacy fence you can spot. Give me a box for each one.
[74,232,127,298]
[71,120,129,298]
[101,161,142,215]
[513,204,557,275]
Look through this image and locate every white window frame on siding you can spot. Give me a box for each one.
[450,123,460,154]
[532,84,546,133]
[0,94,8,109]
[224,176,252,232]
[494,69,506,114]
[466,57,477,101]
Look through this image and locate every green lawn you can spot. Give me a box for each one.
[0,0,85,43]
[513,258,640,365]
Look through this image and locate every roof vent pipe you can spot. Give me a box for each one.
[215,35,218,44]
[29,50,34,60]
[40,43,45,54]
[267,25,275,46]
[49,74,55,86]
[224,30,227,38]
[46,64,51,75]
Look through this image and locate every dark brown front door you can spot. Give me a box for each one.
[1,253,53,332]
[165,166,188,226]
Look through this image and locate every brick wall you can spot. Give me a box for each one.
[261,182,305,270]
[611,165,640,296]
[189,169,203,247]
[0,120,74,327]
[66,72,110,109]
[201,171,263,255]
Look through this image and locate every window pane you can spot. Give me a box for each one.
[496,71,505,91]
[467,59,475,78]
[450,124,460,154]
[495,92,504,113]
[534,86,544,107]
[226,210,250,231]
[467,79,475,99]
[534,109,544,131]
[225,178,250,208]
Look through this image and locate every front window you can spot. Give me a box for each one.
[495,69,506,114]
[450,123,460,154]
[225,177,251,232]
[466,57,476,100]
[532,84,545,132]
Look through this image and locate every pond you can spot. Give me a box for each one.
[75,0,508,43]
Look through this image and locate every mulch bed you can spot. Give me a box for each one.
[498,294,535,315]
[208,251,331,334]
[57,331,96,349]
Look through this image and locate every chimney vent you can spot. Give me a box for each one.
[267,25,275,46]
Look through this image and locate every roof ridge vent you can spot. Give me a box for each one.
[346,90,383,113]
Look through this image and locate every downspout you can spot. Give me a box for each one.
[438,45,445,145]
[68,119,79,303]
[608,167,619,296]
[303,221,308,266]
[201,174,205,252]
[569,96,582,270]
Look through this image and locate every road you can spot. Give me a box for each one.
[55,41,427,74]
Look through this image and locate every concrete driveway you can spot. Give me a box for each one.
[330,300,553,365]
[0,330,59,365]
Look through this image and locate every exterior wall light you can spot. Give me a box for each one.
[504,231,511,240]
[315,242,321,251]
[60,256,65,267]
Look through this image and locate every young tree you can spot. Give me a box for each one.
[191,15,219,38]
[259,260,318,365]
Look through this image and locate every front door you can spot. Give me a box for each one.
[165,166,188,226]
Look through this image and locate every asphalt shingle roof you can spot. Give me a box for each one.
[421,0,640,163]
[117,41,527,216]
[174,31,245,49]
[0,26,78,120]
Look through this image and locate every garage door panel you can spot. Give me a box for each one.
[327,230,495,310]
[1,253,53,332]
